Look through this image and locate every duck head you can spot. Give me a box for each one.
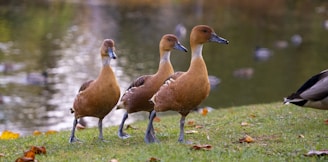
[160,34,188,52]
[101,39,117,59]
[190,25,229,45]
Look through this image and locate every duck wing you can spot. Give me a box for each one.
[126,75,151,90]
[78,80,94,92]
[299,70,328,101]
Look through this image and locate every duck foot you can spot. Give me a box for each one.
[118,131,131,139]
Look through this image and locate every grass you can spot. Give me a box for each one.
[1,102,328,161]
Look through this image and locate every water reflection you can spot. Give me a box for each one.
[1,0,328,135]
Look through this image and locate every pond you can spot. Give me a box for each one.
[1,0,328,135]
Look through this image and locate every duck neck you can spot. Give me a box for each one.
[155,51,174,76]
[102,56,111,66]
[188,44,207,75]
[98,57,115,80]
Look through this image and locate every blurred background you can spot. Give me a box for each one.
[0,0,328,135]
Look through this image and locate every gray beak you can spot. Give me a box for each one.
[108,48,117,59]
[209,33,229,44]
[173,42,188,52]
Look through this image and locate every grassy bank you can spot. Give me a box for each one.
[1,102,327,161]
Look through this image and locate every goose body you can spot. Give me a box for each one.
[117,34,187,139]
[284,69,328,110]
[69,39,120,143]
[144,25,229,143]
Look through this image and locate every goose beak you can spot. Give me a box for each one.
[210,33,229,44]
[174,42,188,52]
[108,48,117,59]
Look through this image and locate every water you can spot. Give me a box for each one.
[1,0,328,135]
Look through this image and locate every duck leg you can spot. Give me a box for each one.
[69,118,80,143]
[178,115,186,143]
[98,118,105,141]
[149,111,155,137]
[118,112,131,139]
[144,110,158,143]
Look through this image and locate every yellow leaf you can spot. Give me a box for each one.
[45,130,58,135]
[33,130,42,136]
[239,135,254,143]
[201,107,208,116]
[0,130,20,140]
[185,130,198,134]
[241,122,249,126]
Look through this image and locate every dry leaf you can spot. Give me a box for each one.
[126,125,137,130]
[33,130,42,136]
[324,119,328,125]
[241,122,249,126]
[45,130,58,135]
[15,157,34,162]
[147,157,160,162]
[239,135,254,143]
[0,130,20,140]
[249,114,256,118]
[23,150,35,159]
[109,159,119,162]
[0,153,5,157]
[191,144,212,151]
[195,125,203,129]
[153,117,161,122]
[298,134,304,138]
[304,150,328,156]
[185,130,198,134]
[187,120,195,127]
[201,107,208,116]
[30,146,46,155]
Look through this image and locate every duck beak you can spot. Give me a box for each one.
[173,42,188,52]
[210,33,229,44]
[108,48,117,59]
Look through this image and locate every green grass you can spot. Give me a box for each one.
[1,102,328,161]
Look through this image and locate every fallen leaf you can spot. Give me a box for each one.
[109,159,119,162]
[239,135,255,143]
[195,125,203,129]
[191,144,212,151]
[147,157,160,162]
[241,122,249,126]
[187,120,195,127]
[153,117,161,122]
[126,125,137,130]
[45,130,58,135]
[201,107,208,116]
[23,150,35,159]
[33,130,42,136]
[304,150,328,156]
[249,114,256,118]
[185,130,198,134]
[15,157,34,162]
[298,134,304,138]
[324,119,328,125]
[30,146,46,155]
[0,130,20,140]
[0,153,4,157]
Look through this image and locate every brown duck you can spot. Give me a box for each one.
[144,25,229,143]
[69,39,120,143]
[117,34,187,139]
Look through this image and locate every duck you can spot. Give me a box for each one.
[254,46,272,61]
[116,34,187,139]
[284,69,328,110]
[69,39,121,143]
[144,25,229,143]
